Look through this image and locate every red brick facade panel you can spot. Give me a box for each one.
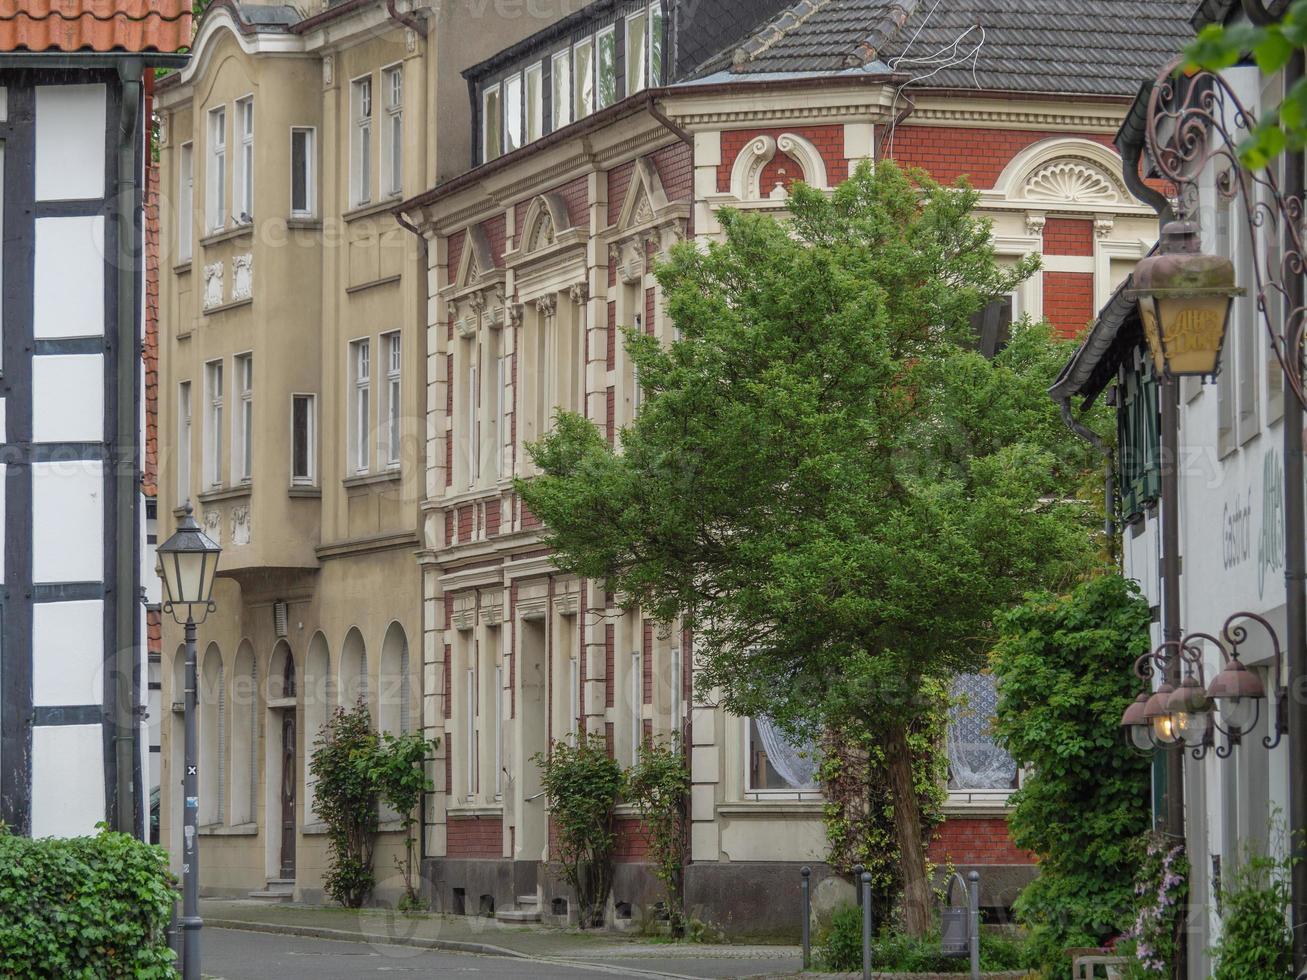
[717,125,848,193]
[486,497,501,538]
[458,505,474,542]
[447,230,465,285]
[1043,271,1094,339]
[443,650,452,720]
[928,817,1036,867]
[608,160,636,228]
[606,300,617,370]
[445,431,452,487]
[887,126,1114,189]
[642,621,653,704]
[447,817,503,858]
[444,510,454,546]
[1043,217,1093,257]
[445,751,452,793]
[558,175,590,229]
[605,624,615,707]
[522,500,542,530]
[606,386,615,447]
[446,353,454,414]
[645,287,655,334]
[613,816,651,862]
[652,141,693,203]
[483,215,507,268]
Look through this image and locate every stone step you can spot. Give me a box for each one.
[516,894,539,907]
[247,880,294,902]
[495,907,542,923]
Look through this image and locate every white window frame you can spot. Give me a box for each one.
[504,71,523,155]
[207,106,226,232]
[204,359,224,489]
[670,645,681,744]
[551,50,572,131]
[384,331,401,468]
[493,663,503,798]
[626,9,648,96]
[234,352,253,484]
[351,75,373,207]
[629,650,641,764]
[235,95,253,222]
[494,353,506,479]
[482,83,503,163]
[350,338,372,475]
[569,656,580,735]
[525,62,543,143]
[291,393,316,487]
[574,38,595,121]
[596,26,617,110]
[945,672,1022,808]
[289,126,316,218]
[744,717,822,801]
[178,141,194,261]
[650,1,665,86]
[178,381,192,503]
[383,65,403,197]
[465,665,477,799]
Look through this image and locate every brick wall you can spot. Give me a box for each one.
[485,497,501,538]
[608,160,635,227]
[1042,217,1093,257]
[652,141,693,202]
[717,124,848,192]
[447,817,503,859]
[548,816,651,862]
[1043,271,1094,338]
[483,214,507,267]
[458,505,474,542]
[928,817,1035,867]
[887,126,1114,189]
[447,229,465,284]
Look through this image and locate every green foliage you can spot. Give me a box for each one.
[532,731,624,928]
[309,700,436,909]
[0,826,178,979]
[1186,1,1307,169]
[817,904,1034,973]
[624,738,691,935]
[819,692,948,926]
[989,574,1153,971]
[518,160,1103,932]
[1209,846,1293,979]
[1120,835,1189,979]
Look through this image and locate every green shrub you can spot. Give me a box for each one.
[625,738,690,935]
[1209,849,1292,980]
[0,826,177,978]
[816,901,1034,973]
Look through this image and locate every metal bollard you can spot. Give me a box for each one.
[861,871,873,980]
[853,864,865,908]
[800,866,811,969]
[968,870,981,980]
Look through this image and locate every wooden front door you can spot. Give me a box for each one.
[280,710,296,879]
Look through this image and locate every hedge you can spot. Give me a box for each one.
[0,826,177,979]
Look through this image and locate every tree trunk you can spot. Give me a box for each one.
[884,721,931,938]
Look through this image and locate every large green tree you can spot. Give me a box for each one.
[518,161,1101,934]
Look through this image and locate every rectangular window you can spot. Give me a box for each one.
[552,50,572,131]
[351,338,371,474]
[234,353,253,483]
[574,38,595,120]
[235,96,253,221]
[466,666,477,798]
[468,362,479,487]
[670,645,682,743]
[947,673,1019,793]
[747,718,820,794]
[384,331,401,467]
[204,359,224,488]
[207,106,226,232]
[629,650,640,764]
[626,10,648,95]
[178,142,194,261]
[352,77,373,207]
[525,63,543,143]
[1117,355,1160,521]
[292,393,316,485]
[493,663,503,797]
[504,72,523,154]
[495,354,506,479]
[290,127,315,217]
[570,656,580,735]
[384,66,403,196]
[632,313,643,412]
[596,27,617,109]
[650,2,665,85]
[178,381,192,503]
[483,84,502,163]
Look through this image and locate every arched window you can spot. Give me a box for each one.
[340,627,368,717]
[230,641,259,825]
[200,643,225,825]
[378,622,411,735]
[303,632,331,819]
[269,640,295,701]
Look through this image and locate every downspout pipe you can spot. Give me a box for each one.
[386,0,427,38]
[114,56,144,838]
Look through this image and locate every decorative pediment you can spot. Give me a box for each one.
[455,224,496,290]
[728,132,829,201]
[1022,158,1126,205]
[616,157,670,232]
[520,192,572,255]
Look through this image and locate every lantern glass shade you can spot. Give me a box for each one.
[1142,293,1235,376]
[1207,657,1266,733]
[1173,707,1209,747]
[1218,695,1258,731]
[156,505,221,624]
[1151,712,1178,744]
[1130,723,1155,751]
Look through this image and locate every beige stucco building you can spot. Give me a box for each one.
[153,0,558,902]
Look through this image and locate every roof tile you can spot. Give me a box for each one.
[0,0,191,53]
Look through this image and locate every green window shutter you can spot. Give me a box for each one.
[1117,353,1162,522]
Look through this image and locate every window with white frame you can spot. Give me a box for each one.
[350,338,371,474]
[178,141,194,261]
[383,66,403,196]
[291,393,316,486]
[234,352,253,483]
[465,665,477,799]
[525,63,543,144]
[467,359,479,487]
[290,127,315,217]
[632,313,644,412]
[494,352,506,479]
[493,663,503,797]
[351,76,373,207]
[178,381,192,502]
[596,27,617,109]
[569,656,580,735]
[551,50,571,132]
[946,673,1018,794]
[483,83,502,163]
[629,650,641,764]
[626,9,648,95]
[204,359,224,488]
[384,331,401,468]
[670,646,682,743]
[746,717,820,795]
[574,37,595,121]
[207,106,226,232]
[504,72,523,155]
[235,96,253,222]
[650,2,665,85]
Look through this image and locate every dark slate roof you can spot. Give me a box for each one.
[727,0,1199,98]
[236,4,301,31]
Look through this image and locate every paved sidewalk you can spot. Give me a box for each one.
[201,900,804,978]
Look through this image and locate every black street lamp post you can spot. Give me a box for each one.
[156,503,221,980]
